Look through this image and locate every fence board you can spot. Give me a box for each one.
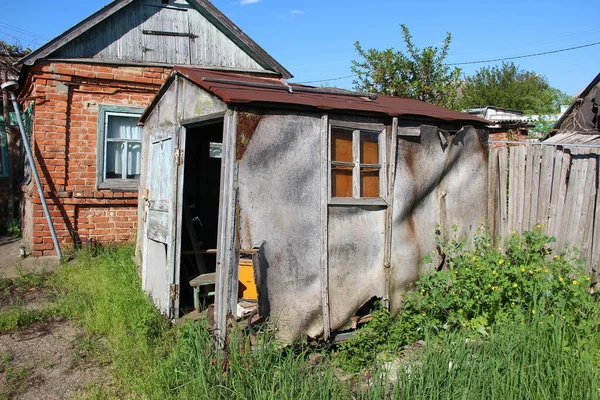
[507,148,516,235]
[591,154,600,282]
[537,145,555,232]
[529,146,542,227]
[489,143,600,276]
[498,147,509,242]
[552,151,570,244]
[516,146,527,233]
[488,146,500,242]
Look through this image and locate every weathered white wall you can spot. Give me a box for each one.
[237,112,324,341]
[389,126,488,314]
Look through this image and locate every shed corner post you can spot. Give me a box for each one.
[383,117,399,309]
[215,108,240,347]
[320,113,331,340]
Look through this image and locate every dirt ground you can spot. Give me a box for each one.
[0,319,108,399]
[0,237,109,400]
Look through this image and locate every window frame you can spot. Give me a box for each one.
[96,105,144,191]
[328,121,388,206]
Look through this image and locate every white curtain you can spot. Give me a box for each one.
[106,115,142,179]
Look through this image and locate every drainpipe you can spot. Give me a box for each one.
[1,81,63,260]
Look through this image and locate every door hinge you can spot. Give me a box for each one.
[170,284,179,300]
[174,149,184,165]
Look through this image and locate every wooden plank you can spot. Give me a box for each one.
[557,148,579,250]
[590,153,600,283]
[537,145,555,233]
[507,147,516,235]
[579,151,597,269]
[529,146,542,228]
[190,272,217,287]
[522,145,534,230]
[488,146,500,241]
[547,147,564,235]
[320,114,331,340]
[551,150,570,243]
[567,149,587,253]
[384,118,398,306]
[498,147,509,243]
[516,146,527,234]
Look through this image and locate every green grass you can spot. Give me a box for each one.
[55,244,172,395]
[387,320,599,400]
[48,242,599,399]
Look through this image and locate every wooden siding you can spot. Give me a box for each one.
[489,143,600,282]
[52,0,265,70]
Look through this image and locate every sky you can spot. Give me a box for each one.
[1,0,599,96]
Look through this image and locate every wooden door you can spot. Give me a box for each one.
[142,126,180,318]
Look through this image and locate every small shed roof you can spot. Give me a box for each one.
[141,67,489,125]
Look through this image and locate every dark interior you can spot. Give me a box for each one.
[178,121,223,315]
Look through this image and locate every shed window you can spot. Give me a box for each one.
[97,106,144,190]
[330,126,384,199]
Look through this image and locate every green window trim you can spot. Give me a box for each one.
[96,105,144,191]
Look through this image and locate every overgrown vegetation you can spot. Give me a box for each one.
[1,229,597,398]
[337,227,600,395]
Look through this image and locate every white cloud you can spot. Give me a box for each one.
[240,0,261,4]
[290,9,305,16]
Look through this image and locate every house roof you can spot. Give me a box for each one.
[18,0,292,79]
[141,66,490,124]
[552,71,600,132]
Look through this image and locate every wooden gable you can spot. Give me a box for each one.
[20,0,291,78]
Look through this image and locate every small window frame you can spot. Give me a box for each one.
[328,121,387,206]
[96,105,144,191]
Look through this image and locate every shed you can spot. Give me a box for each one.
[14,0,290,256]
[138,66,490,341]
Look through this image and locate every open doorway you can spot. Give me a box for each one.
[178,121,224,316]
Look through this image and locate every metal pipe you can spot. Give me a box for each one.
[489,140,600,149]
[2,81,63,259]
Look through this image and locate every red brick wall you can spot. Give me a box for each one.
[21,61,170,256]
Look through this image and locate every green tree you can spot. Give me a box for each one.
[351,24,461,108]
[457,62,571,114]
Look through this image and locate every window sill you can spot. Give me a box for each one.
[98,180,140,192]
[328,198,388,207]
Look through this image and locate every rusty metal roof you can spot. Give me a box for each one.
[169,66,489,124]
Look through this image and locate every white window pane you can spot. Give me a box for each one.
[106,142,123,179]
[127,143,141,179]
[107,115,142,140]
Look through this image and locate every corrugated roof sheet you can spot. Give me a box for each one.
[170,66,489,124]
[544,131,600,145]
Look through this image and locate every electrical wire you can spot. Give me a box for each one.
[295,40,600,84]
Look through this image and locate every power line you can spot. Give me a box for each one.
[0,21,50,41]
[447,40,600,66]
[295,40,600,85]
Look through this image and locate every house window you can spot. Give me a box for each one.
[97,106,144,190]
[330,125,385,201]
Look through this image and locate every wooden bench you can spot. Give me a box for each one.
[189,272,216,311]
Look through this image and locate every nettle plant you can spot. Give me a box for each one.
[412,226,598,333]
[337,227,599,372]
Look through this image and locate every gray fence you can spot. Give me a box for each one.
[488,142,600,279]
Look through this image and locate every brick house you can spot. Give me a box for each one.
[16,0,290,256]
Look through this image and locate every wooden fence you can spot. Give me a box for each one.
[488,142,600,278]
